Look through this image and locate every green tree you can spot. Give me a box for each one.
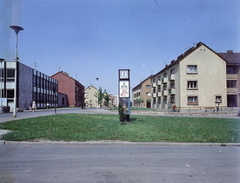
[103,89,110,107]
[94,87,104,107]
[118,103,126,123]
[136,97,144,106]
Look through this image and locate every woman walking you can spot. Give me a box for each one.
[32,100,36,112]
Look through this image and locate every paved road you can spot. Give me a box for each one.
[0,145,240,183]
[0,108,118,123]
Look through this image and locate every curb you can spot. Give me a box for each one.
[0,140,240,146]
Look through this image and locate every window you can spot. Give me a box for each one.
[0,69,3,82]
[158,76,161,80]
[7,90,14,98]
[163,84,167,91]
[33,75,36,87]
[163,97,167,104]
[188,96,198,104]
[7,69,15,82]
[171,96,175,103]
[171,69,175,74]
[146,92,151,96]
[62,97,65,105]
[187,81,198,89]
[164,73,167,78]
[187,65,197,74]
[153,88,156,93]
[153,98,156,104]
[227,80,237,88]
[158,85,161,92]
[146,85,151,89]
[170,82,175,89]
[158,97,161,104]
[153,79,156,83]
[227,66,237,74]
[216,96,222,103]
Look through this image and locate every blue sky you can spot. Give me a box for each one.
[1,0,240,95]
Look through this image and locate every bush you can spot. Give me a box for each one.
[118,103,126,122]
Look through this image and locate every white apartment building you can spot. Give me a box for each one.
[151,42,227,110]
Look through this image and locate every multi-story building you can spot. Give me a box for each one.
[217,50,240,107]
[52,71,84,108]
[132,75,153,108]
[0,61,58,111]
[84,86,98,108]
[151,42,227,110]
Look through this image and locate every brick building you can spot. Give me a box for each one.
[52,71,84,107]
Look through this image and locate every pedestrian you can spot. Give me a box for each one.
[29,101,32,110]
[32,100,36,112]
[172,105,176,112]
[216,103,219,112]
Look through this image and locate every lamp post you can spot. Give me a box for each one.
[96,78,99,109]
[10,25,24,117]
[0,58,5,109]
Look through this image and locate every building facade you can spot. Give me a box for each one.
[217,50,240,107]
[84,86,98,108]
[151,42,227,110]
[52,71,84,107]
[0,61,58,111]
[132,75,153,108]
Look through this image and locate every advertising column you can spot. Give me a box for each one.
[119,69,130,122]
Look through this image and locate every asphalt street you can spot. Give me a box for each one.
[0,145,240,183]
[0,108,240,182]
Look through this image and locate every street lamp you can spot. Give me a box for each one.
[10,25,24,117]
[96,78,99,109]
[0,58,5,109]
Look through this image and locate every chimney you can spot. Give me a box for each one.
[227,50,233,53]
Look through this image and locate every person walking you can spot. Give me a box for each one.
[216,103,219,112]
[32,100,36,112]
[28,101,32,110]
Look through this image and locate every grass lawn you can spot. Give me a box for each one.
[0,114,239,143]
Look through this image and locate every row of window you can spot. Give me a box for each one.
[33,92,58,105]
[153,96,222,105]
[0,68,15,82]
[153,80,237,92]
[33,75,57,91]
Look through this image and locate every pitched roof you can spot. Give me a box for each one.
[217,50,240,64]
[152,42,228,77]
[132,75,154,90]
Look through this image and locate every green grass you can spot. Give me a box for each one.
[0,114,239,143]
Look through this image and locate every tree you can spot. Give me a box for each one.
[103,89,110,107]
[118,103,126,123]
[136,97,144,107]
[94,87,104,107]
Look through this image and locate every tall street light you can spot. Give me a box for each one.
[10,25,24,117]
[0,58,5,109]
[96,78,99,109]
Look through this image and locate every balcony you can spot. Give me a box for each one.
[152,83,156,87]
[170,74,175,80]
[162,90,168,96]
[162,78,168,83]
[153,93,156,98]
[157,80,162,85]
[158,92,162,97]
[171,88,175,95]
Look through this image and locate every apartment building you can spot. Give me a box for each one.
[132,75,153,108]
[0,61,58,111]
[84,86,98,108]
[52,71,84,107]
[218,50,240,107]
[151,42,227,109]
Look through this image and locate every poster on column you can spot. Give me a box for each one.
[119,81,129,98]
